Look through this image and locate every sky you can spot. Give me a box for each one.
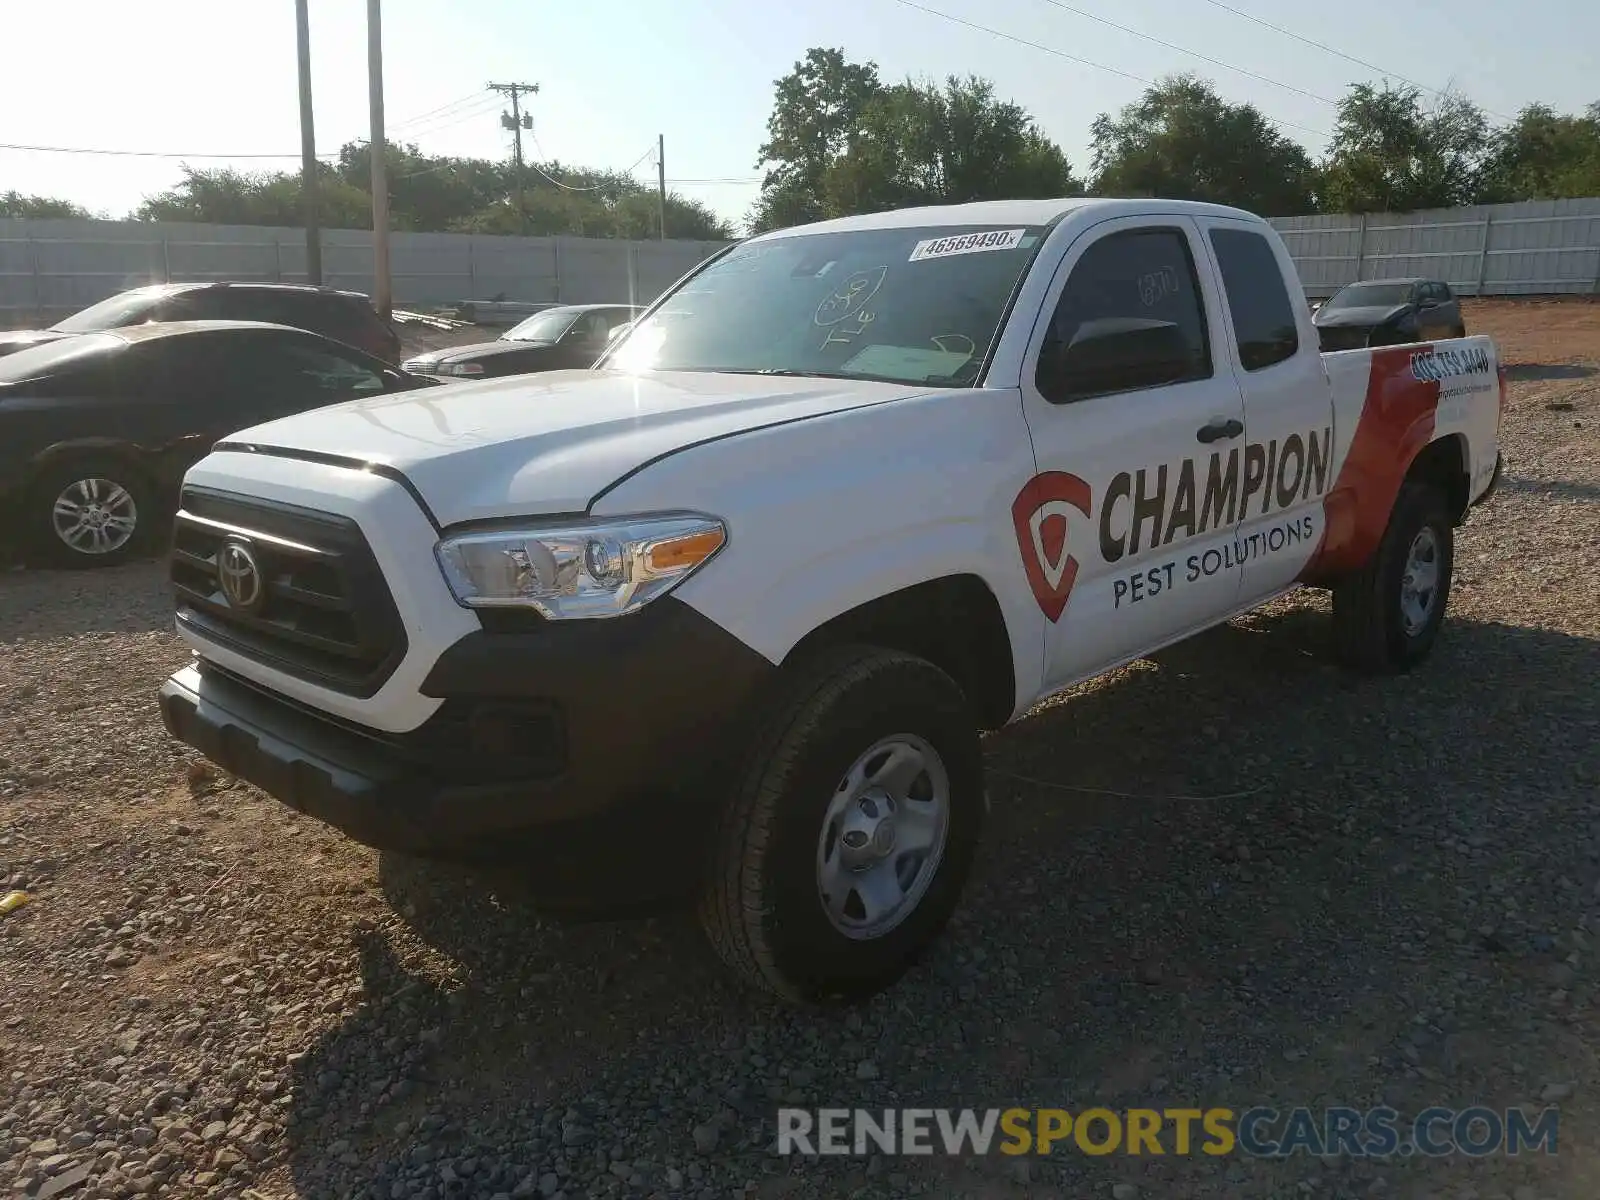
[2,0,1596,234]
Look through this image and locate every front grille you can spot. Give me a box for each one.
[1317,324,1372,353]
[170,487,408,698]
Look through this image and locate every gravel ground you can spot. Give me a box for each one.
[2,299,1597,1200]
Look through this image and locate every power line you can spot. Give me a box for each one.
[524,132,609,191]
[395,97,504,141]
[1195,0,1517,122]
[388,91,493,132]
[0,141,337,161]
[1033,0,1338,107]
[887,0,1330,139]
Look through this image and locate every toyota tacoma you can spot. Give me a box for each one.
[157,198,1506,1003]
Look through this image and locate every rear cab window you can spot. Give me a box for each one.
[1208,227,1300,372]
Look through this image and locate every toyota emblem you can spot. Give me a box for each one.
[217,539,264,612]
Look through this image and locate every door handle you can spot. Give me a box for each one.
[1196,417,1243,444]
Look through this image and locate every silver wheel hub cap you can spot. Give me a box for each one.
[817,734,950,941]
[1399,526,1441,635]
[52,477,138,555]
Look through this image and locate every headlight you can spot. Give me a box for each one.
[435,362,484,377]
[434,514,727,619]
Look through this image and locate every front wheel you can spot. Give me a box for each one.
[1331,481,1454,673]
[699,645,985,1004]
[26,458,155,569]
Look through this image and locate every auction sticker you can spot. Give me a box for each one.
[909,228,1026,262]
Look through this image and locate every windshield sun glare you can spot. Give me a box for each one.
[602,225,1046,386]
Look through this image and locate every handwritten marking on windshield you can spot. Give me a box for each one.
[815,266,888,327]
[820,310,877,350]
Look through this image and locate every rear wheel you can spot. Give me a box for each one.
[1332,481,1454,673]
[699,645,985,1004]
[26,458,155,569]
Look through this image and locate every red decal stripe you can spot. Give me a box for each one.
[1299,345,1442,582]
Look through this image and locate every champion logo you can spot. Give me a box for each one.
[1011,472,1093,623]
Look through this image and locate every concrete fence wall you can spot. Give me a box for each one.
[4,197,1599,325]
[1267,196,1600,299]
[0,217,733,325]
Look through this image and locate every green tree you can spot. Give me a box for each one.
[750,47,886,232]
[1477,101,1600,202]
[133,164,372,228]
[0,191,94,219]
[1088,74,1317,215]
[1318,82,1491,212]
[130,147,731,240]
[749,50,1080,233]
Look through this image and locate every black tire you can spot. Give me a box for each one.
[25,456,157,569]
[1331,481,1454,673]
[699,644,984,1004]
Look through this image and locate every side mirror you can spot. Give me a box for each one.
[1310,301,1323,313]
[607,322,634,342]
[1040,318,1196,400]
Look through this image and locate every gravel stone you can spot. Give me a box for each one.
[0,303,1594,1200]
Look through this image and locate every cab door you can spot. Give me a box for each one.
[1016,216,1249,691]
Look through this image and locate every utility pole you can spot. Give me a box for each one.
[294,0,322,284]
[657,133,666,240]
[488,81,538,235]
[367,0,391,321]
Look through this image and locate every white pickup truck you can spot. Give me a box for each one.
[157,198,1505,1003]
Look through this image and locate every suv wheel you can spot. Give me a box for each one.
[28,458,154,569]
[699,644,984,1004]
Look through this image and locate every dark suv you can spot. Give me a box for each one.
[0,282,402,364]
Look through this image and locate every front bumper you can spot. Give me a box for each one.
[159,596,776,902]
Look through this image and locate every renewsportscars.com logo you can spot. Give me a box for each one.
[776,1106,1560,1158]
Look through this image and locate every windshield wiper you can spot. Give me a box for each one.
[711,367,918,385]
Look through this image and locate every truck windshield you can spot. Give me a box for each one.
[601,224,1050,386]
[1324,282,1414,309]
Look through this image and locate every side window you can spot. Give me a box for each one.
[568,313,612,348]
[1035,227,1212,404]
[1208,227,1300,372]
[271,338,387,394]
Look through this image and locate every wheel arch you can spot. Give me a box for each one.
[1406,432,1471,525]
[27,437,156,485]
[781,572,1019,732]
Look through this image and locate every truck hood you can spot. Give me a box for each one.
[217,367,924,526]
[1312,304,1411,329]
